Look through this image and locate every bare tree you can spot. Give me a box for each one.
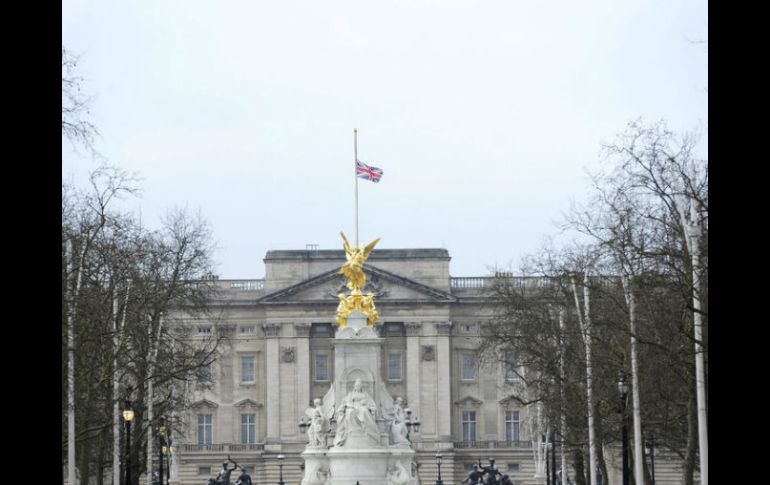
[62,46,98,154]
[63,168,225,485]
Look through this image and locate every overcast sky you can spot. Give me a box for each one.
[62,0,707,279]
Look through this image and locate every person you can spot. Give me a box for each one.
[235,467,252,485]
[305,398,329,448]
[389,397,410,445]
[215,461,237,485]
[333,378,379,447]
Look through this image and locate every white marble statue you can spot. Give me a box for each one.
[304,398,329,448]
[387,397,410,445]
[386,461,412,485]
[301,463,330,485]
[333,378,380,447]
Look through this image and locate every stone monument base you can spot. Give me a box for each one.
[302,447,417,485]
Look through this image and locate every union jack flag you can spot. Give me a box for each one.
[356,159,383,183]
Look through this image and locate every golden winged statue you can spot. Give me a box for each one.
[336,232,381,327]
[339,232,380,292]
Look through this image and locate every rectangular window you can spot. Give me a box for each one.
[314,353,329,382]
[241,356,255,383]
[240,413,256,444]
[507,463,520,472]
[505,411,520,442]
[460,323,476,333]
[197,414,212,445]
[198,326,212,334]
[384,322,405,337]
[505,353,520,380]
[462,353,476,380]
[464,463,477,471]
[197,363,212,384]
[461,410,476,442]
[198,466,211,476]
[240,326,256,333]
[387,352,402,380]
[311,323,333,338]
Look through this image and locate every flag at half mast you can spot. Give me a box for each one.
[356,159,383,183]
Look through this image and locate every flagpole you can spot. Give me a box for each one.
[354,128,359,246]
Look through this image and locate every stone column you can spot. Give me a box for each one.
[263,323,282,442]
[405,322,422,427]
[435,321,453,440]
[295,323,311,439]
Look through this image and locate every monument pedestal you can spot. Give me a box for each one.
[300,311,419,485]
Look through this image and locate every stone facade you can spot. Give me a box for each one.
[170,249,692,485]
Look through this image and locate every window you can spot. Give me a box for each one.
[241,356,255,383]
[460,323,476,333]
[197,363,212,384]
[240,326,256,334]
[241,467,254,475]
[505,411,520,442]
[462,411,476,441]
[198,466,211,476]
[462,353,476,380]
[314,353,329,382]
[507,463,520,472]
[198,326,212,334]
[384,322,405,337]
[464,463,477,471]
[387,352,402,380]
[505,353,520,380]
[240,413,256,444]
[197,414,212,445]
[311,323,333,338]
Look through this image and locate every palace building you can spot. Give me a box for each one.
[170,248,693,485]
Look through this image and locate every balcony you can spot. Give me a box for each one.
[454,440,532,449]
[180,443,265,453]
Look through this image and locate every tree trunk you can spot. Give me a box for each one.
[95,429,106,485]
[683,389,697,485]
[687,198,708,485]
[146,314,164,485]
[596,443,608,485]
[67,239,86,485]
[79,438,92,485]
[571,275,598,485]
[573,449,587,485]
[622,275,645,485]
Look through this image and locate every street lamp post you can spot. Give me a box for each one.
[166,429,172,485]
[618,373,630,485]
[277,454,285,485]
[550,432,557,485]
[435,452,443,485]
[405,408,421,439]
[545,435,551,485]
[645,439,655,485]
[158,417,166,485]
[122,399,135,485]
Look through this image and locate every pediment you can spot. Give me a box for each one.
[499,395,524,407]
[191,399,219,409]
[234,398,263,408]
[454,395,483,407]
[257,265,456,304]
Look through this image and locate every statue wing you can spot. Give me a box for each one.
[362,237,381,259]
[321,386,336,420]
[340,232,352,256]
[377,381,395,419]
